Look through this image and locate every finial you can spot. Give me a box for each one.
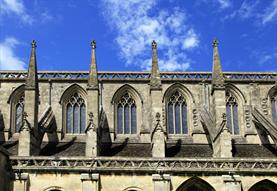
[152,40,157,49]
[91,40,96,49]
[88,112,94,122]
[212,39,219,48]
[31,40,37,48]
[156,112,161,122]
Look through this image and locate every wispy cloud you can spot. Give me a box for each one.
[216,0,232,9]
[0,0,33,24]
[224,0,277,25]
[101,0,199,71]
[0,37,26,70]
[260,0,277,24]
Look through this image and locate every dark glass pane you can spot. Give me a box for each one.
[271,100,277,124]
[124,105,130,134]
[168,103,174,134]
[73,104,80,133]
[131,105,137,134]
[80,104,86,133]
[226,104,232,133]
[15,104,23,132]
[233,104,239,135]
[117,105,123,134]
[175,103,181,134]
[66,104,73,133]
[182,104,188,134]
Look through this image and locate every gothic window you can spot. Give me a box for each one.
[117,93,137,134]
[176,177,215,191]
[66,93,86,134]
[15,95,24,133]
[271,96,277,124]
[167,91,188,134]
[226,93,239,135]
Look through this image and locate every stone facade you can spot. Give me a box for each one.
[0,40,277,191]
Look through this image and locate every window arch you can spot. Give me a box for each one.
[65,93,86,134]
[15,95,24,133]
[167,90,188,134]
[8,85,25,134]
[117,92,137,134]
[176,177,215,191]
[249,179,277,191]
[270,96,277,124]
[226,92,239,135]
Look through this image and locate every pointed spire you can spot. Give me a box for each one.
[212,39,225,91]
[88,40,98,89]
[150,40,161,89]
[26,40,38,89]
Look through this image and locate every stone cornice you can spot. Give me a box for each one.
[0,71,276,82]
[10,156,277,175]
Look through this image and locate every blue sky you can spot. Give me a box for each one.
[0,0,276,72]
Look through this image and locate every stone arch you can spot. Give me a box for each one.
[123,186,143,191]
[43,186,65,191]
[163,83,195,135]
[111,84,143,136]
[163,83,195,104]
[225,83,247,135]
[59,83,87,105]
[111,84,143,104]
[176,177,215,191]
[7,84,25,104]
[225,83,247,104]
[267,85,277,99]
[60,84,87,134]
[8,84,25,133]
[248,179,277,191]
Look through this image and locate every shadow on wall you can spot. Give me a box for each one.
[0,111,5,142]
[99,109,129,156]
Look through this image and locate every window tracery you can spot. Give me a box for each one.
[226,92,239,135]
[65,93,86,134]
[15,95,24,133]
[270,96,277,124]
[117,92,137,134]
[167,91,188,134]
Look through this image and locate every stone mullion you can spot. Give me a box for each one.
[129,104,131,134]
[180,102,183,134]
[173,102,176,134]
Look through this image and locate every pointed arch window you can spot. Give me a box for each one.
[167,91,188,134]
[226,93,239,135]
[15,95,24,133]
[117,93,137,134]
[271,96,277,124]
[66,93,86,134]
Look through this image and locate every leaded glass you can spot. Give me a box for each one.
[65,93,86,134]
[167,91,188,134]
[271,97,277,124]
[226,94,240,135]
[117,93,136,134]
[15,96,24,132]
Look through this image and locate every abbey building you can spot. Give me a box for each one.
[0,39,276,191]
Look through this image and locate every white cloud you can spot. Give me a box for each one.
[0,0,33,24]
[101,0,199,71]
[216,0,231,9]
[261,0,277,24]
[0,37,26,70]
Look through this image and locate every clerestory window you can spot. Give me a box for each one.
[167,91,188,134]
[15,95,24,133]
[117,93,137,134]
[66,93,86,134]
[226,94,239,135]
[271,96,277,124]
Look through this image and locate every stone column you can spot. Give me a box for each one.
[13,173,29,191]
[85,112,98,157]
[222,175,241,191]
[81,173,99,191]
[152,174,171,191]
[152,113,166,158]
